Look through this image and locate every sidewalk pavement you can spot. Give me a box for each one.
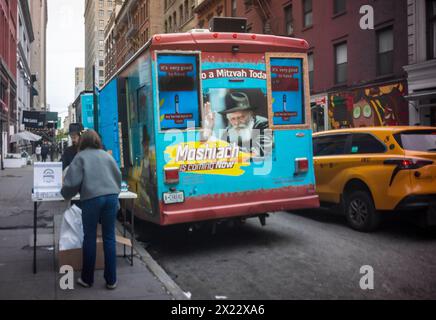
[0,166,185,300]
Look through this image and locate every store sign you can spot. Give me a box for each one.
[23,111,45,128]
[315,97,327,106]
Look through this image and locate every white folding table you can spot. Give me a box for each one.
[31,191,138,274]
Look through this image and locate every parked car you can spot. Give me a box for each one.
[313,127,436,232]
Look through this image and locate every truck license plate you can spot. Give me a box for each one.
[163,191,185,205]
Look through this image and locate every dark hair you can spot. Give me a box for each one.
[79,130,103,151]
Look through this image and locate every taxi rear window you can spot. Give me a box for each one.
[394,130,436,152]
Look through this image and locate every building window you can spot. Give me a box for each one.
[333,0,346,15]
[245,0,253,11]
[427,0,436,59]
[99,0,103,8]
[99,20,104,28]
[99,10,104,18]
[303,0,313,28]
[99,60,104,67]
[0,80,6,104]
[173,12,177,28]
[232,0,237,17]
[190,0,195,18]
[377,27,394,76]
[185,0,189,20]
[335,42,347,84]
[308,52,314,89]
[180,4,184,25]
[284,5,293,36]
[216,5,224,16]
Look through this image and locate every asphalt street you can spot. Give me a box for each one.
[142,209,436,300]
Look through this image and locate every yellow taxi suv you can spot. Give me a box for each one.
[312,127,436,232]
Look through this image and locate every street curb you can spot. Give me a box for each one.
[115,222,189,300]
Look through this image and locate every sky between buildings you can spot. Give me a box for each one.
[47,0,85,122]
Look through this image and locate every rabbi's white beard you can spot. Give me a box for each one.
[227,117,255,144]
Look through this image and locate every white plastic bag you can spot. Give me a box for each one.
[59,205,84,251]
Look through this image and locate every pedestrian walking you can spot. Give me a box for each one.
[49,143,55,162]
[61,123,83,170]
[41,142,49,162]
[61,130,122,289]
[35,144,41,162]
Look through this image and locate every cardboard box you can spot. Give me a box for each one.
[58,226,132,271]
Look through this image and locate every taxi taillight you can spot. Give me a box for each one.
[384,158,433,170]
[384,158,434,186]
[295,158,309,174]
[164,167,180,185]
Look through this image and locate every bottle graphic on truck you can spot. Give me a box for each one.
[283,94,287,112]
[175,95,180,114]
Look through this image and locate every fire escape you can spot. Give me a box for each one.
[247,0,272,34]
[124,1,139,61]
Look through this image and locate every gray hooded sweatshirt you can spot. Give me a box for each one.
[61,148,122,201]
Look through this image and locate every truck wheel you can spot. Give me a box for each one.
[345,190,380,232]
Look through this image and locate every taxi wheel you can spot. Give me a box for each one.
[345,190,380,232]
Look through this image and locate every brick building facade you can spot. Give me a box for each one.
[164,0,197,33]
[194,0,232,29]
[289,0,409,131]
[113,0,163,72]
[191,0,410,130]
[104,0,124,82]
[0,0,18,157]
[29,0,47,111]
[404,0,436,127]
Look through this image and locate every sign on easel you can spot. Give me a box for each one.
[33,162,63,199]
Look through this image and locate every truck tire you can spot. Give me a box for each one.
[345,190,380,232]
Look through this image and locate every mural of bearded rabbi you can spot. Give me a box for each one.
[203,91,273,158]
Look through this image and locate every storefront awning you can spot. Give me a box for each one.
[10,131,42,143]
[405,89,436,101]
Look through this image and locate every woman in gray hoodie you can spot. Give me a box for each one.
[61,130,122,289]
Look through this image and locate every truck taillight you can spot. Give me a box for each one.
[295,158,309,174]
[164,167,180,185]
